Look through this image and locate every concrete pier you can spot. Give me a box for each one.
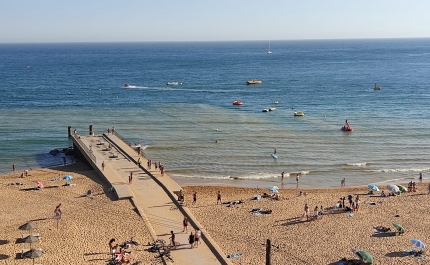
[70,128,231,265]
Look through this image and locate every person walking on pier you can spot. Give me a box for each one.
[183,216,189,232]
[128,173,132,185]
[102,161,105,171]
[137,158,141,167]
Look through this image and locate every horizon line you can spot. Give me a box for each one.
[1,36,429,45]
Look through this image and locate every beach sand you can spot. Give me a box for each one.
[0,164,160,265]
[182,184,430,265]
[1,163,429,265]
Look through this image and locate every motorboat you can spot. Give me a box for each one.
[123,83,130,87]
[341,126,353,132]
[233,101,243,106]
[247,80,262,85]
[269,108,276,111]
[262,108,269,112]
[374,83,381,90]
[294,112,305,116]
[166,81,182,85]
[274,101,279,104]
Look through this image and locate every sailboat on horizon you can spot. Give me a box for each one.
[267,41,272,54]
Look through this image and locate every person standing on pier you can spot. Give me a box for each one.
[128,173,132,184]
[102,161,105,171]
[137,157,141,167]
[112,127,115,134]
[107,128,110,134]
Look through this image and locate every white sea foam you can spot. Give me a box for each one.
[346,162,367,167]
[366,167,430,173]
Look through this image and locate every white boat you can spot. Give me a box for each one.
[166,81,182,85]
[267,41,272,54]
[374,83,381,90]
[294,111,305,116]
[269,108,276,111]
[262,108,269,112]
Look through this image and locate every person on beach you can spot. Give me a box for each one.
[302,203,309,221]
[192,192,197,206]
[217,191,222,205]
[13,163,16,172]
[194,228,201,247]
[183,216,189,232]
[102,161,105,171]
[419,172,423,183]
[355,195,360,211]
[347,194,353,207]
[54,203,62,216]
[281,172,284,182]
[428,182,430,195]
[109,238,117,258]
[188,231,195,248]
[169,231,176,249]
[341,178,345,187]
[341,197,346,208]
[274,148,276,154]
[296,174,300,184]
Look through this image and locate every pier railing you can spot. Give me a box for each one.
[74,136,97,163]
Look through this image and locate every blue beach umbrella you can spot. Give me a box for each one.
[368,184,380,192]
[411,239,425,248]
[63,175,73,181]
[269,188,279,193]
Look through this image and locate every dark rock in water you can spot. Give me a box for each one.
[49,149,59,156]
[63,146,75,155]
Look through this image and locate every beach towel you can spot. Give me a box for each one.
[252,212,262,216]
[227,253,242,258]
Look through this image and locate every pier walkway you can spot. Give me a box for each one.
[71,132,230,265]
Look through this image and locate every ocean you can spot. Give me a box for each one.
[1,39,429,188]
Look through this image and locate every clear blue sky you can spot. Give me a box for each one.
[1,0,429,43]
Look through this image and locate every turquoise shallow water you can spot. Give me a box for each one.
[1,39,430,187]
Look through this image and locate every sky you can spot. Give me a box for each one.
[1,0,429,43]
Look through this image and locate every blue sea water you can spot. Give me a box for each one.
[1,39,430,188]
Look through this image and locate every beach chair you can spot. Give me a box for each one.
[21,248,43,259]
[21,233,40,239]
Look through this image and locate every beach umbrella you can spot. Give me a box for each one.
[358,250,374,264]
[387,185,399,193]
[22,235,40,248]
[22,248,43,265]
[393,223,405,234]
[368,184,379,192]
[411,239,425,248]
[19,222,37,232]
[397,185,406,192]
[35,181,43,189]
[269,188,279,193]
[352,249,374,264]
[63,175,73,181]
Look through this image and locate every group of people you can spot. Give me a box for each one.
[301,203,323,221]
[146,159,165,176]
[109,238,135,264]
[407,181,418,192]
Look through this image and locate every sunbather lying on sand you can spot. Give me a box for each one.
[373,226,390,232]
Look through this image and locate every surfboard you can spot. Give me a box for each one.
[271,153,278,159]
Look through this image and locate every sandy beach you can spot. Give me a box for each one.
[1,163,429,265]
[0,164,160,265]
[182,183,430,265]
